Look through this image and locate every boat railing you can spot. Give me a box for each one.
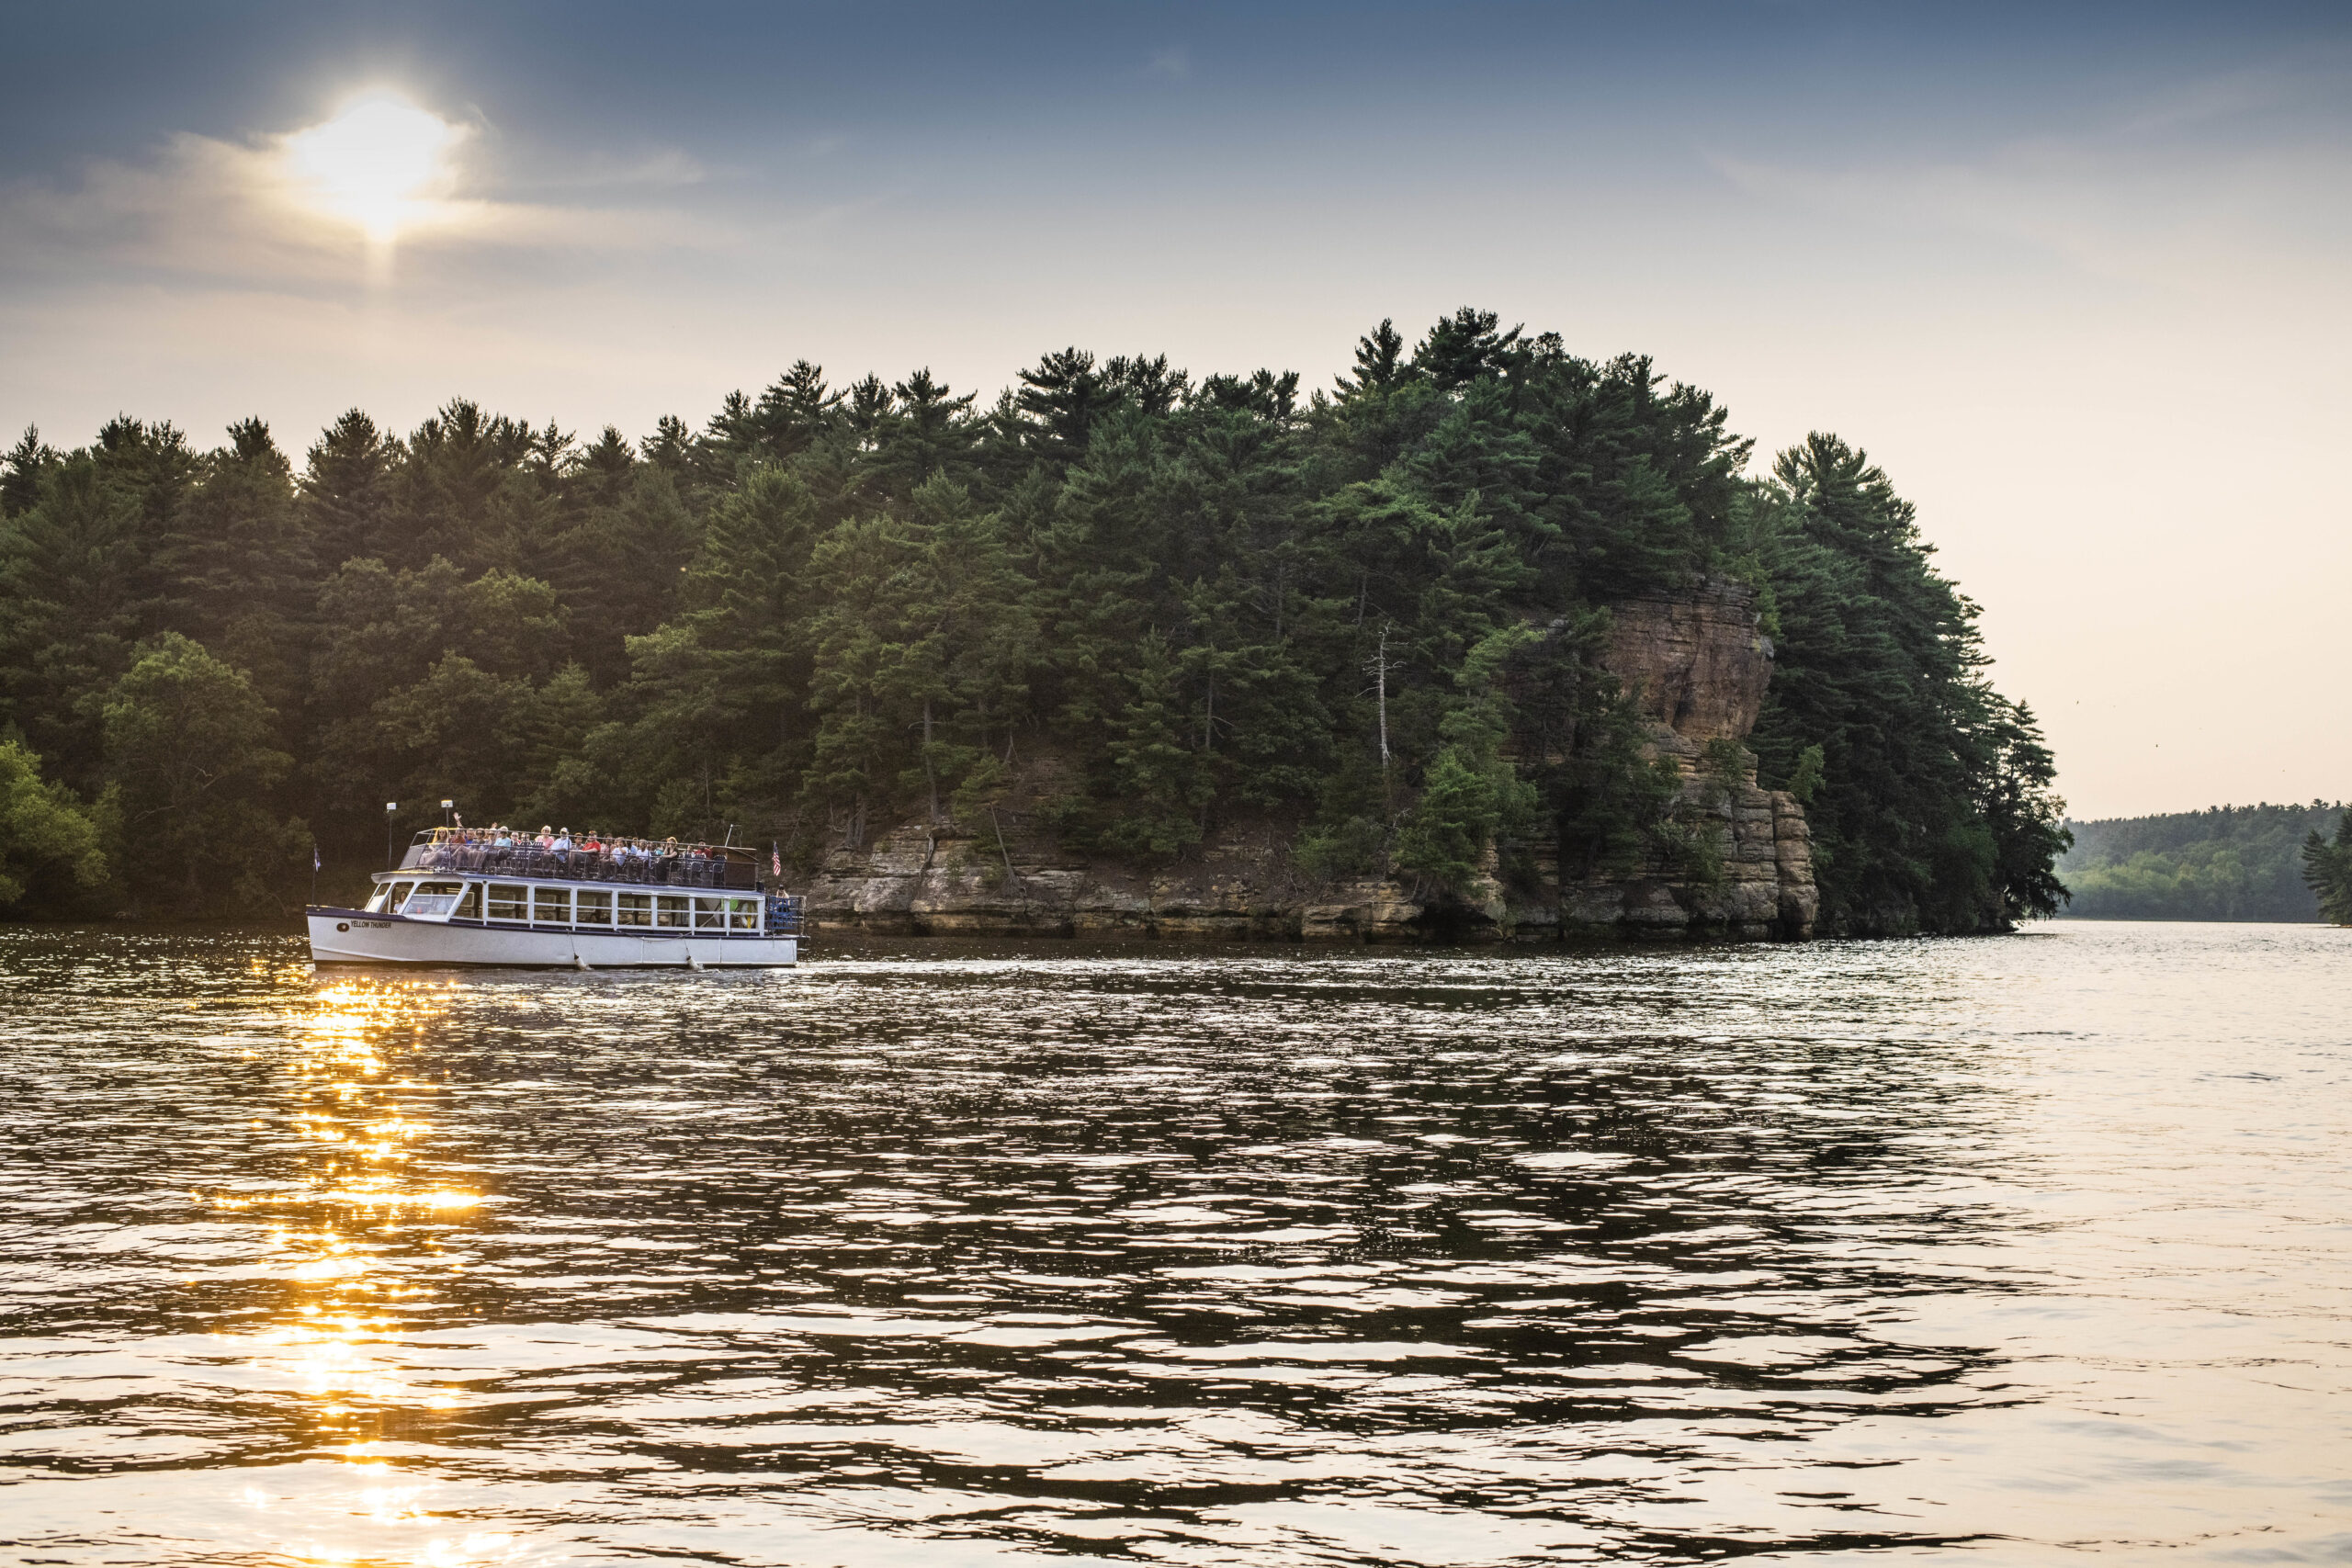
[400,843,756,891]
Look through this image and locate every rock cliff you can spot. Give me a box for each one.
[1552,581,1817,941]
[803,581,1815,942]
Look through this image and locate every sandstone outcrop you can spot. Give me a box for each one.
[1606,583,1777,741]
[1548,581,1819,941]
[803,581,1816,942]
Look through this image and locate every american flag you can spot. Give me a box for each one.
[771,844,783,879]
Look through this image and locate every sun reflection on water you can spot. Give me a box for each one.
[199,975,502,1560]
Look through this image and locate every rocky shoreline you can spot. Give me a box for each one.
[804,581,1816,943]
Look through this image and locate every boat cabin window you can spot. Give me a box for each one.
[656,895,690,930]
[727,897,759,931]
[378,880,418,912]
[532,887,571,925]
[486,884,527,922]
[364,882,400,913]
[693,896,726,930]
[575,889,612,925]
[453,884,481,919]
[403,880,464,918]
[616,893,652,928]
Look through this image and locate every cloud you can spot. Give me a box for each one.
[1147,46,1190,82]
[2112,61,2328,137]
[1707,67,2352,307]
[540,148,714,190]
[0,120,737,297]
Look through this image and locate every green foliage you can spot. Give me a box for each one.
[1742,434,2068,933]
[1546,694,1681,881]
[1700,738,1748,797]
[1392,746,1499,890]
[2304,813,2352,925]
[101,633,305,913]
[1652,816,1726,888]
[1785,743,1825,805]
[0,442,175,785]
[0,737,107,910]
[804,475,1038,844]
[2059,802,2345,921]
[1296,814,1388,879]
[0,312,2065,930]
[1391,622,1540,895]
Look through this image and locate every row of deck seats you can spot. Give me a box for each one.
[409,846,754,889]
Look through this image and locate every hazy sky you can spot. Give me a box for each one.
[2,1,2345,818]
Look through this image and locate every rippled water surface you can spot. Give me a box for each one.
[2,923,2348,1565]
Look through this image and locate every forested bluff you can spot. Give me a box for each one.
[0,310,2069,938]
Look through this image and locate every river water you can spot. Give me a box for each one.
[0,921,2346,1565]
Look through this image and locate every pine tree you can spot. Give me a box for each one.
[2303,813,2352,924]
[1015,348,1118,458]
[1410,307,1521,391]
[1,426,57,518]
[750,361,842,459]
[574,425,637,506]
[1337,320,1406,399]
[0,452,163,784]
[300,410,397,569]
[547,466,697,684]
[617,464,823,833]
[844,375,895,450]
[881,368,978,491]
[168,419,311,715]
[1746,433,2065,932]
[639,415,695,476]
[396,400,534,570]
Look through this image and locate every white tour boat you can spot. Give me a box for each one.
[307,832,801,968]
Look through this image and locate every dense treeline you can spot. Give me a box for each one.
[2058,803,2346,921]
[0,310,2065,932]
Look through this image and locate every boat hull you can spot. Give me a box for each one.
[306,908,797,968]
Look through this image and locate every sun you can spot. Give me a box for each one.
[285,92,462,243]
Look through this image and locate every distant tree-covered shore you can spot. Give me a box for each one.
[0,310,2065,934]
[2059,802,2348,921]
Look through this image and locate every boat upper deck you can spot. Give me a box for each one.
[396,831,759,892]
